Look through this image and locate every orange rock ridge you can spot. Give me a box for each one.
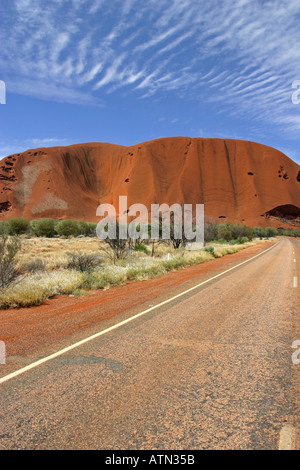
[0,137,299,227]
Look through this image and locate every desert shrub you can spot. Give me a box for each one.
[216,222,254,242]
[217,223,232,241]
[102,222,129,263]
[0,234,21,289]
[265,227,278,238]
[204,223,218,242]
[20,258,46,273]
[0,220,9,235]
[30,218,56,237]
[87,223,97,236]
[238,236,249,244]
[241,226,254,241]
[55,219,79,237]
[134,244,149,254]
[253,226,278,238]
[67,251,103,272]
[253,226,266,239]
[77,221,88,235]
[78,222,97,237]
[204,246,215,255]
[8,217,30,235]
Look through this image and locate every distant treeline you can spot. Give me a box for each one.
[0,218,97,237]
[0,218,299,240]
[205,222,300,242]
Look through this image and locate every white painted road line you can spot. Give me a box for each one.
[293,277,298,288]
[0,241,280,385]
[279,425,295,450]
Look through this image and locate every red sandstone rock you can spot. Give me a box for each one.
[0,137,299,227]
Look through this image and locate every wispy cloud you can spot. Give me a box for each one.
[1,0,300,137]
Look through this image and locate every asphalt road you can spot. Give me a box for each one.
[0,238,299,450]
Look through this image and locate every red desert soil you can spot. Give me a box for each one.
[0,137,299,227]
[0,241,275,357]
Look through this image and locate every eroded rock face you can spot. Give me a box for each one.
[0,137,299,227]
[265,204,300,220]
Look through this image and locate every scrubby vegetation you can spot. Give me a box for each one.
[0,234,21,289]
[66,251,103,273]
[1,216,299,240]
[0,216,297,309]
[205,221,300,242]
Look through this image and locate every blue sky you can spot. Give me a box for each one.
[0,0,300,163]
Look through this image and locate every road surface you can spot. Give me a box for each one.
[0,238,299,450]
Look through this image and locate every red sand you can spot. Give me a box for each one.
[0,137,299,227]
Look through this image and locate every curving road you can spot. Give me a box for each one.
[0,238,299,450]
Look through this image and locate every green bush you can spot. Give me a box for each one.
[216,222,254,242]
[204,246,215,254]
[55,219,79,237]
[217,223,232,241]
[238,236,249,244]
[134,244,149,254]
[253,226,265,239]
[30,218,56,237]
[265,227,278,238]
[77,221,97,237]
[8,217,30,235]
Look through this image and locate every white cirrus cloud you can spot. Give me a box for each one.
[0,0,300,137]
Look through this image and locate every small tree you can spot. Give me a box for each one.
[148,220,168,256]
[87,223,97,237]
[30,218,56,237]
[204,223,218,243]
[102,222,128,264]
[217,223,232,241]
[265,227,278,238]
[253,226,266,239]
[0,234,21,289]
[8,217,29,235]
[152,212,188,250]
[76,221,97,237]
[55,220,79,237]
[77,221,89,236]
[169,219,188,249]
